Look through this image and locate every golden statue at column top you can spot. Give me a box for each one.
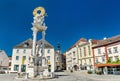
[33,7,45,17]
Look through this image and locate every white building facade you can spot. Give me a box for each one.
[66,45,78,71]
[11,38,55,73]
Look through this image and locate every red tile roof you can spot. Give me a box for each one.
[93,35,120,48]
[67,38,87,51]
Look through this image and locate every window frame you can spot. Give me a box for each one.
[16,56,19,60]
[23,56,26,60]
[88,46,91,56]
[98,49,101,54]
[47,49,50,53]
[84,47,86,56]
[23,49,26,54]
[108,48,112,54]
[113,47,118,53]
[80,48,82,57]
[16,49,19,53]
[14,65,19,71]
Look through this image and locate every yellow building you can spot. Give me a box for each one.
[66,38,87,71]
[78,39,98,70]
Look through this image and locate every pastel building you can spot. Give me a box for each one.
[66,38,87,71]
[55,51,62,71]
[93,35,120,74]
[78,38,98,71]
[66,46,78,71]
[11,38,55,73]
[0,50,9,72]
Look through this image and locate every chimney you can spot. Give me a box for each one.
[103,37,107,40]
[88,39,92,43]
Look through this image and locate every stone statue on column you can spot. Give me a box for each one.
[28,7,48,77]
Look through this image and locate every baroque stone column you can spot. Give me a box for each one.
[27,6,48,77]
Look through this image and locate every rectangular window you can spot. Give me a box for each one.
[96,58,98,63]
[21,65,26,72]
[115,56,119,61]
[73,51,75,56]
[23,56,26,60]
[23,49,26,53]
[16,56,19,60]
[88,46,91,55]
[47,49,50,53]
[3,68,7,70]
[16,49,19,53]
[80,48,82,57]
[108,48,112,54]
[84,59,86,65]
[47,56,50,60]
[48,65,51,72]
[73,58,76,60]
[14,65,19,71]
[41,50,43,53]
[84,47,86,56]
[113,47,118,53]
[98,49,101,54]
[68,53,71,56]
[102,56,105,62]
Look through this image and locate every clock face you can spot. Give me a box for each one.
[33,7,45,17]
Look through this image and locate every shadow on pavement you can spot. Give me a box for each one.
[55,70,65,72]
[55,74,69,78]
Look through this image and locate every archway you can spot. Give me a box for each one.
[73,65,78,71]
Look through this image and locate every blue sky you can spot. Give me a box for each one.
[0,0,120,56]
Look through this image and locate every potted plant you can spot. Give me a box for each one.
[87,70,92,74]
[96,70,101,75]
[70,69,73,73]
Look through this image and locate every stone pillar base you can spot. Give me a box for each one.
[27,67,35,77]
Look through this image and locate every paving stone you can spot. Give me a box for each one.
[0,71,120,81]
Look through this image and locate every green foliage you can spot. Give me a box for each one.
[107,58,120,64]
[107,57,112,63]
[116,58,119,63]
[70,69,73,73]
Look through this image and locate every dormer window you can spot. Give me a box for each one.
[24,42,29,47]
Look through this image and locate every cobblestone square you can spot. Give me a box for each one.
[0,71,120,81]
